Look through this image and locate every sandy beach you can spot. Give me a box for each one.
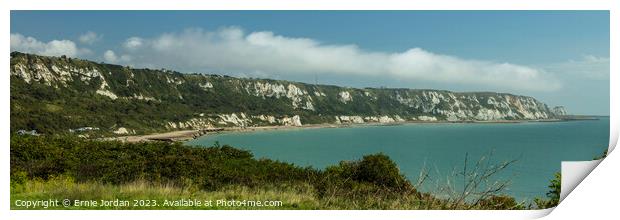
[106,117,590,143]
[103,130,204,142]
[106,124,343,143]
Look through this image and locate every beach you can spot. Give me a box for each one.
[107,117,593,143]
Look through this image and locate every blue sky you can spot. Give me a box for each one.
[10,11,610,115]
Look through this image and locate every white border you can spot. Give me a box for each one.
[2,0,614,10]
[1,1,616,219]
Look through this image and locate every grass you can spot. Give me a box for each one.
[11,175,320,210]
[10,176,442,210]
[11,175,516,210]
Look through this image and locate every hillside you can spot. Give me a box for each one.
[10,52,564,135]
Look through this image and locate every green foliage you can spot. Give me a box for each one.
[11,136,424,209]
[534,172,561,209]
[477,195,525,210]
[10,136,408,199]
[317,153,415,204]
[11,135,526,209]
[11,135,318,191]
[350,153,410,190]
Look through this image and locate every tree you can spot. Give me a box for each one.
[534,172,561,209]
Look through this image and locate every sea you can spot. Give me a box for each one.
[186,117,609,202]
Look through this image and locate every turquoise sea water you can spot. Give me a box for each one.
[187,117,609,201]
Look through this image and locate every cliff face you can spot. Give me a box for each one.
[552,106,568,116]
[10,52,563,134]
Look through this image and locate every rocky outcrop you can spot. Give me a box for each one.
[391,91,552,121]
[338,91,353,103]
[164,113,304,130]
[254,115,277,124]
[113,127,130,134]
[280,115,302,127]
[416,116,438,121]
[244,81,317,111]
[552,106,568,116]
[335,116,365,124]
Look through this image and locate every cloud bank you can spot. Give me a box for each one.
[10,33,90,57]
[104,27,560,92]
[103,50,132,63]
[12,28,569,92]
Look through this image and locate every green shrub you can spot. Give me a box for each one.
[10,135,316,191]
[317,153,415,201]
[534,172,561,209]
[11,135,524,210]
[356,154,409,189]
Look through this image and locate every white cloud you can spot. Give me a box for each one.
[78,31,102,45]
[123,37,144,50]
[110,27,560,91]
[103,50,117,62]
[10,33,90,57]
[103,50,131,63]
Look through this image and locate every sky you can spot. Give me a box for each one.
[10,11,610,115]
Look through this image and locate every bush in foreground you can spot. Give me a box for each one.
[11,135,318,191]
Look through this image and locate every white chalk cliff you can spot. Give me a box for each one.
[11,52,566,133]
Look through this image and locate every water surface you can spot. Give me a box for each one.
[187,118,609,201]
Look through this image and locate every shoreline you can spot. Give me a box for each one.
[107,117,598,143]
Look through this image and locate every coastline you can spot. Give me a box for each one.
[107,117,598,143]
